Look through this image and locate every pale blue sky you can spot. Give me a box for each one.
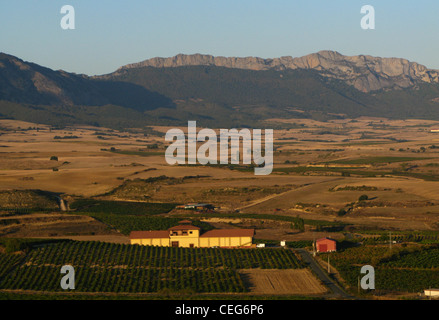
[1,1,438,75]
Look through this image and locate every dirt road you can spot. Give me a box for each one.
[295,248,357,299]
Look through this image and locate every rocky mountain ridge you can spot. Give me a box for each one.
[115,50,439,92]
[2,51,439,128]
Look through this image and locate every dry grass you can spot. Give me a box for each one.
[239,269,327,295]
[1,118,439,233]
[0,213,122,238]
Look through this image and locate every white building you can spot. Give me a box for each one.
[424,289,439,298]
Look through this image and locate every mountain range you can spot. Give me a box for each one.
[1,50,439,129]
[112,51,439,93]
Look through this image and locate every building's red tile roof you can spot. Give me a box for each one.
[129,231,169,239]
[316,237,336,242]
[200,229,255,238]
[168,225,201,231]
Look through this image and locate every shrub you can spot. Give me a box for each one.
[4,239,22,253]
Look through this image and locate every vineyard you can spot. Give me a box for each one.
[322,244,439,293]
[382,247,439,268]
[69,201,348,236]
[73,212,213,235]
[189,213,348,231]
[360,232,439,245]
[0,241,304,294]
[70,200,175,216]
[0,253,23,279]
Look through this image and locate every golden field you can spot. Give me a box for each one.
[1,117,439,240]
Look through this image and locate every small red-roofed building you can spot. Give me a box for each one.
[316,238,337,253]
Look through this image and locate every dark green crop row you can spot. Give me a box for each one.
[70,199,175,215]
[1,265,246,293]
[23,241,303,270]
[321,244,439,293]
[0,240,303,294]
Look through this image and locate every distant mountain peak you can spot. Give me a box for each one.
[3,51,439,127]
[115,51,439,92]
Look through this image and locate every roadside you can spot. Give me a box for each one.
[295,248,357,300]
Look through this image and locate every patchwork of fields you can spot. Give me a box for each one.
[2,118,439,299]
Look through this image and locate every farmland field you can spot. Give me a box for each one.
[321,244,439,294]
[324,157,433,165]
[239,269,327,294]
[2,118,439,299]
[0,240,308,295]
[70,199,176,216]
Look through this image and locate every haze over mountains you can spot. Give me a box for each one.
[1,51,439,129]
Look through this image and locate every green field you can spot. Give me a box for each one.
[322,244,439,294]
[184,213,347,230]
[108,150,165,157]
[335,141,393,146]
[324,157,432,165]
[70,199,175,216]
[273,166,439,181]
[0,292,321,300]
[74,212,213,235]
[0,240,304,294]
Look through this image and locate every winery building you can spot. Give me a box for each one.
[129,221,254,248]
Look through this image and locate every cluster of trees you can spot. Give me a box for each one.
[70,199,175,216]
[53,136,79,139]
[337,195,369,216]
[291,216,305,232]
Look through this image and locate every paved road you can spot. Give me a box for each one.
[295,248,357,299]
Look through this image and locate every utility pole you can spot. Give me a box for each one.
[312,233,316,257]
[327,255,330,274]
[389,231,392,251]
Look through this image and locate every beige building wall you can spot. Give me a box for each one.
[170,236,199,247]
[199,236,252,248]
[131,233,253,248]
